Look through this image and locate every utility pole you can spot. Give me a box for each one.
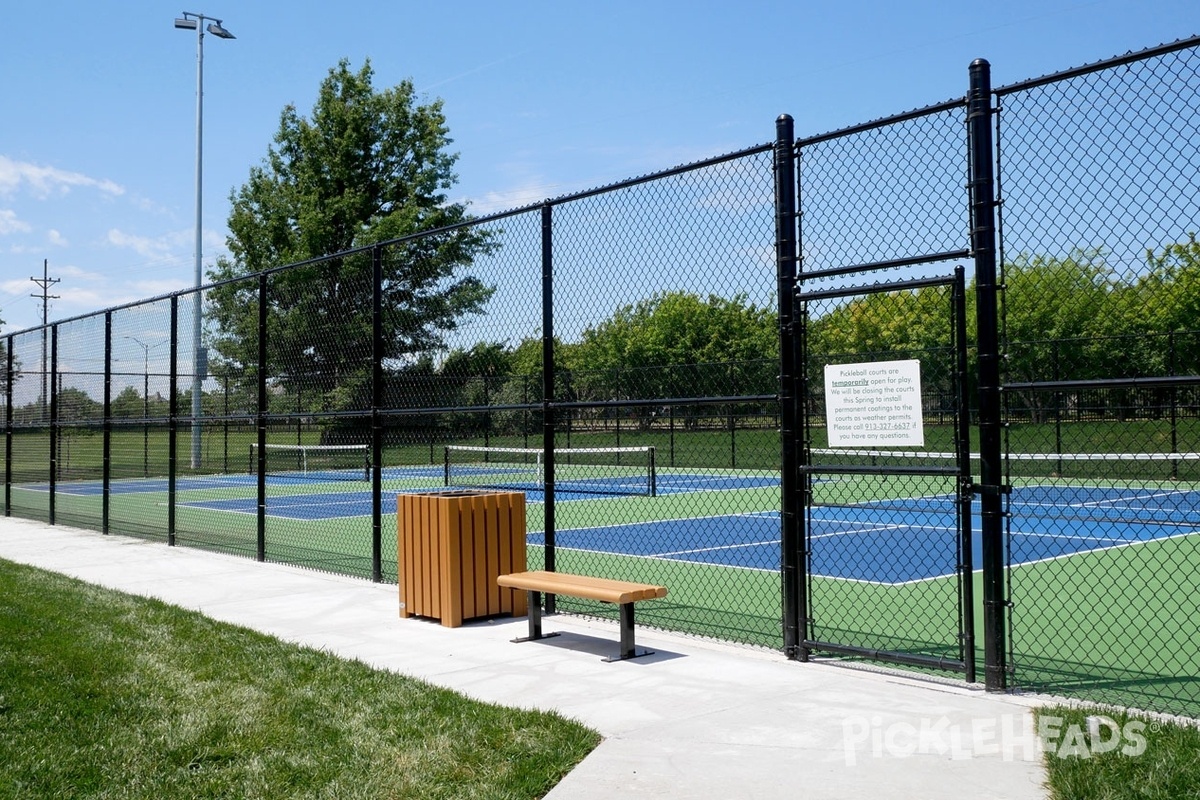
[30,259,60,406]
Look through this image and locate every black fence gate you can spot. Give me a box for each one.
[775,65,1004,685]
[795,270,975,678]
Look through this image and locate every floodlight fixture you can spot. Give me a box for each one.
[207,22,235,39]
[174,17,198,29]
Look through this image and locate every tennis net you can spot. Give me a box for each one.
[248,443,370,481]
[443,445,657,497]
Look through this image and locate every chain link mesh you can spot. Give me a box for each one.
[4,38,1200,714]
[795,102,974,671]
[997,44,1200,715]
[546,152,779,645]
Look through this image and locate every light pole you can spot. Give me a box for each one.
[174,11,234,470]
[123,336,167,478]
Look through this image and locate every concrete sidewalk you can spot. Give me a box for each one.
[0,516,1048,799]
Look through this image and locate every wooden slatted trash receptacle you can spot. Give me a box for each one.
[397,491,528,627]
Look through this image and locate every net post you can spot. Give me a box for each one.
[649,445,657,497]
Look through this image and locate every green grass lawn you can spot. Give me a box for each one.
[1037,706,1200,800]
[0,559,599,800]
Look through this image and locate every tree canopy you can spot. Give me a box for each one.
[205,59,493,416]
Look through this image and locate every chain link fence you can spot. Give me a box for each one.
[5,35,1200,716]
[995,40,1200,715]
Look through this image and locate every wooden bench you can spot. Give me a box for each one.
[496,570,668,661]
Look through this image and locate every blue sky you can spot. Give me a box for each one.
[2,0,1198,335]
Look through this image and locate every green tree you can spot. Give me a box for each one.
[110,386,145,420]
[806,282,963,422]
[205,59,494,424]
[438,342,512,436]
[1135,233,1200,373]
[55,387,102,422]
[1082,235,1200,418]
[1000,250,1112,420]
[440,342,513,378]
[571,292,776,429]
[808,285,954,362]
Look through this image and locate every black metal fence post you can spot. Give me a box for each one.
[168,298,179,546]
[1169,331,1179,480]
[102,312,112,535]
[5,335,12,517]
[48,324,58,525]
[953,266,976,683]
[776,113,804,660]
[541,201,557,614]
[370,245,384,582]
[968,58,1006,692]
[256,273,268,562]
[223,376,230,475]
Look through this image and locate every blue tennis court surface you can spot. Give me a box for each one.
[43,469,1200,584]
[29,475,260,495]
[172,471,780,520]
[32,470,394,496]
[534,508,1197,584]
[44,467,776,499]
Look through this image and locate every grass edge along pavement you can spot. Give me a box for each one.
[1035,705,1200,800]
[0,558,599,800]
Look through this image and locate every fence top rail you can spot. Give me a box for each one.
[993,33,1200,96]
[795,96,966,148]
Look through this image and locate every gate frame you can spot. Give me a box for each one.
[778,60,1006,685]
[792,272,975,678]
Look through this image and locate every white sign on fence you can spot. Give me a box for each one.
[824,359,925,447]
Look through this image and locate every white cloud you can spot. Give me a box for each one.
[106,228,174,260]
[0,155,124,199]
[0,209,31,235]
[57,264,104,282]
[463,178,568,215]
[0,277,30,295]
[47,229,67,246]
[130,194,173,216]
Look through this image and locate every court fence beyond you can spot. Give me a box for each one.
[5,35,1200,719]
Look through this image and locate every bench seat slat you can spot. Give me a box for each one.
[497,570,667,605]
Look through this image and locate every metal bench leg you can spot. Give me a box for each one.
[603,602,655,662]
[511,590,560,644]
